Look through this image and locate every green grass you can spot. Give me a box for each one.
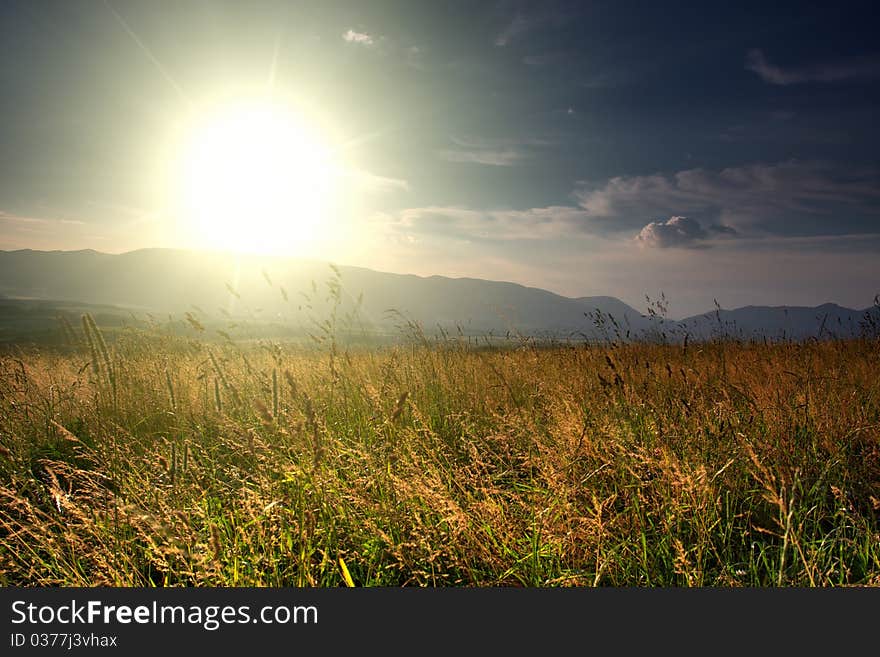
[0,317,878,586]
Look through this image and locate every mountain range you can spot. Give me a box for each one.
[0,248,877,342]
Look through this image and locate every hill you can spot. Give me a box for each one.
[0,248,877,342]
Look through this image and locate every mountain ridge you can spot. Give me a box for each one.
[1,248,877,340]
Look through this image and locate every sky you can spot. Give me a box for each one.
[1,0,878,317]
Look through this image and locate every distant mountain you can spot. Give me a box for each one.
[0,248,877,342]
[679,303,879,340]
[0,248,651,339]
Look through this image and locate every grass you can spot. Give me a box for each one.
[0,312,878,587]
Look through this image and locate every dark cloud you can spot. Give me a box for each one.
[385,158,880,247]
[709,223,738,236]
[575,160,880,236]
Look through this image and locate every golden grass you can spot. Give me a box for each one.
[0,325,877,586]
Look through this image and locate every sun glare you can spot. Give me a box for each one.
[174,99,341,256]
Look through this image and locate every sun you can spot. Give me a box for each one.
[174,98,341,256]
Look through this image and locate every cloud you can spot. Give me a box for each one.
[437,135,550,167]
[0,209,103,251]
[636,216,705,248]
[709,223,738,236]
[85,201,158,226]
[0,210,87,228]
[342,29,375,46]
[377,161,879,249]
[495,13,529,47]
[746,48,880,85]
[493,4,581,47]
[340,29,424,67]
[0,211,50,225]
[635,216,738,248]
[522,52,565,67]
[437,149,525,166]
[382,205,592,242]
[574,160,880,235]
[405,45,425,69]
[351,170,409,194]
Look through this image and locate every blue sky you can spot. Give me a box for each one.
[1,0,878,316]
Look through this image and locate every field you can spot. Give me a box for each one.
[1,315,878,587]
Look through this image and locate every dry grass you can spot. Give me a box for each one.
[0,320,878,586]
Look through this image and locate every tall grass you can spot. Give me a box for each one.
[0,314,877,586]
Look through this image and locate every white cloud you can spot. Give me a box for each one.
[636,216,707,248]
[351,170,409,194]
[635,217,738,249]
[343,29,375,46]
[437,149,525,166]
[746,48,880,85]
